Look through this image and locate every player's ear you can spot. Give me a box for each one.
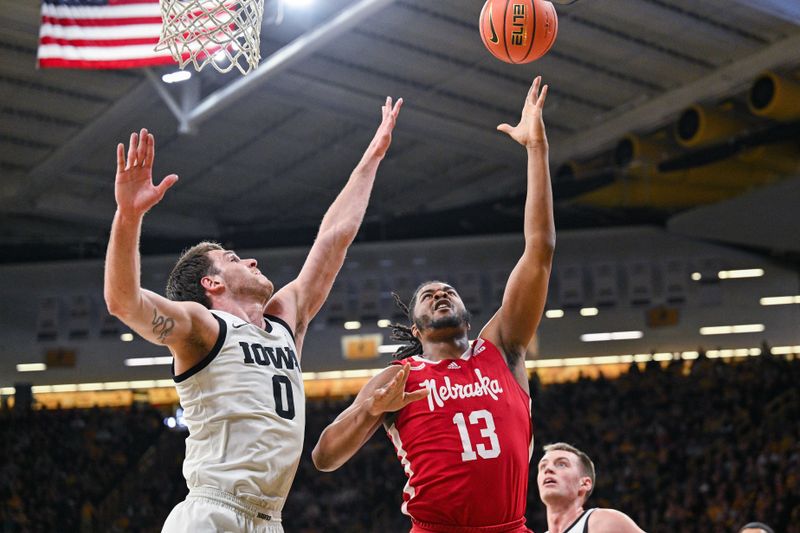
[201,274,223,294]
[411,323,420,339]
[581,476,593,493]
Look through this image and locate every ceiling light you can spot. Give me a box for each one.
[699,324,765,335]
[771,345,800,355]
[592,355,622,365]
[378,344,402,354]
[377,319,391,328]
[120,333,134,342]
[162,70,192,84]
[563,357,593,366]
[124,356,172,366]
[17,363,47,372]
[691,272,702,281]
[580,331,643,342]
[344,321,361,330]
[579,307,599,317]
[129,380,157,388]
[760,295,800,306]
[545,309,564,318]
[718,268,764,279]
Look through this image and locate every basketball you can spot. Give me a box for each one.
[479,0,558,64]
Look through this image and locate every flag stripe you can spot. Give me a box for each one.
[37,43,174,60]
[42,16,163,27]
[40,22,164,40]
[38,56,178,69]
[40,36,160,47]
[38,0,180,69]
[41,3,161,19]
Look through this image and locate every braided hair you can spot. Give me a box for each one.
[389,291,423,359]
[389,280,456,360]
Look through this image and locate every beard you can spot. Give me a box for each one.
[415,309,471,331]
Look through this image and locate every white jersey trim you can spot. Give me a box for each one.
[386,423,417,519]
[410,338,485,366]
[173,313,227,383]
[545,508,596,533]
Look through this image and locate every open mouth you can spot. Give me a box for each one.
[543,478,557,487]
[434,301,451,311]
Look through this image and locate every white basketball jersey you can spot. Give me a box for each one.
[545,509,595,533]
[173,310,305,512]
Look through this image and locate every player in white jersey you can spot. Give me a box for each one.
[104,96,403,532]
[738,522,775,533]
[537,443,645,533]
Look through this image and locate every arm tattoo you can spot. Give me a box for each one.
[151,308,175,343]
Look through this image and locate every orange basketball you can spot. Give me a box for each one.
[479,0,558,64]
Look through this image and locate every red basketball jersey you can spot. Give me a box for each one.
[387,338,533,531]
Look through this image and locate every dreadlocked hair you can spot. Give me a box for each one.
[389,292,423,359]
[388,280,449,360]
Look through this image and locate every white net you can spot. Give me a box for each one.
[156,0,265,75]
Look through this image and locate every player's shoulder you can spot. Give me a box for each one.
[264,313,296,341]
[470,337,509,365]
[472,336,498,354]
[588,508,645,533]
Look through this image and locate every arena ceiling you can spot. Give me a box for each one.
[1,0,799,263]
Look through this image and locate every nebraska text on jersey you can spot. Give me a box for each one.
[421,368,504,411]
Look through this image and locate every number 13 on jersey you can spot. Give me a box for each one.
[452,409,501,461]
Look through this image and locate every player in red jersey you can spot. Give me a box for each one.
[312,76,554,533]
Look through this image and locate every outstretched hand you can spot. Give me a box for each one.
[497,76,549,148]
[115,128,178,217]
[368,96,403,160]
[367,364,429,416]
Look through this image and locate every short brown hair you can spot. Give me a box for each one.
[543,442,596,502]
[165,241,222,308]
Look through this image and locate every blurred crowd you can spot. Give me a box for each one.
[527,352,799,533]
[0,404,163,532]
[1,352,797,532]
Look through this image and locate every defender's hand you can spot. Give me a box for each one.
[366,364,428,416]
[115,128,178,217]
[368,96,403,160]
[497,76,549,148]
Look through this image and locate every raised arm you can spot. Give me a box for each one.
[312,364,428,472]
[481,77,555,379]
[104,129,217,354]
[267,97,403,349]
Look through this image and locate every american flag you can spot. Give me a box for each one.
[37,0,178,69]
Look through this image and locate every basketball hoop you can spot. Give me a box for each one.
[156,0,265,75]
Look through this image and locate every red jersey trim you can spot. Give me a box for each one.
[391,338,531,400]
[411,515,531,532]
